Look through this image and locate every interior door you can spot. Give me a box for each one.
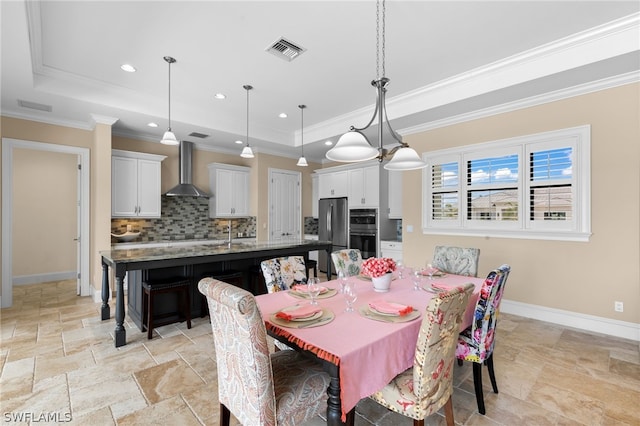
[269,169,301,241]
[76,156,81,294]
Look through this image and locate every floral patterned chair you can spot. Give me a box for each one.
[369,282,475,426]
[432,246,480,277]
[198,277,330,426]
[260,256,308,294]
[331,249,363,277]
[455,264,511,415]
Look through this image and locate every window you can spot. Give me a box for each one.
[422,125,591,241]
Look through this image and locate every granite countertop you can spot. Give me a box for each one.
[101,238,333,264]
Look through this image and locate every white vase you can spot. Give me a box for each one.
[372,273,392,292]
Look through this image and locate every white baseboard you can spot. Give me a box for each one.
[501,299,640,342]
[13,271,76,285]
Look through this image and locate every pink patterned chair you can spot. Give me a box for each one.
[260,256,308,293]
[455,264,511,415]
[198,277,330,426]
[369,282,475,426]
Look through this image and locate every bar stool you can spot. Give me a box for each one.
[142,277,192,340]
[200,270,244,316]
[306,259,318,278]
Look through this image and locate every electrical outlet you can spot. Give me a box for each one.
[614,301,623,312]
[126,224,132,232]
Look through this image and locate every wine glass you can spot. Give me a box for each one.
[412,268,423,291]
[425,263,436,280]
[307,277,321,306]
[343,281,358,313]
[338,270,348,293]
[396,261,404,279]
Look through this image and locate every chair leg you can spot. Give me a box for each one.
[472,362,486,415]
[412,419,425,426]
[457,358,463,366]
[486,353,498,394]
[443,395,455,426]
[220,403,230,426]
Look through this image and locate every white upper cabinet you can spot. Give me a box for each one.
[388,170,403,219]
[208,163,250,217]
[318,170,348,199]
[348,165,379,208]
[112,150,166,218]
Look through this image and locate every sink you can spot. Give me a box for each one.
[111,231,141,242]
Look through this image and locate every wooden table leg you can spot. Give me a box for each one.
[101,261,110,320]
[324,362,354,426]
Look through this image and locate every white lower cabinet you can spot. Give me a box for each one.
[380,241,403,262]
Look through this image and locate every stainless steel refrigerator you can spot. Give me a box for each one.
[318,197,348,275]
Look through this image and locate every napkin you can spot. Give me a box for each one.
[275,305,322,321]
[430,283,451,291]
[369,300,413,316]
[291,284,328,294]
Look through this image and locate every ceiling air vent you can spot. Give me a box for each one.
[188,132,209,139]
[17,99,52,112]
[266,37,306,62]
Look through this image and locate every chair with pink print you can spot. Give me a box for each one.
[369,283,475,426]
[455,264,511,415]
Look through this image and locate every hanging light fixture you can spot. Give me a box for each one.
[296,104,308,167]
[160,56,179,145]
[325,0,426,171]
[240,84,255,158]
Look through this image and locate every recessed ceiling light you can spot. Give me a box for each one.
[234,140,243,144]
[120,64,136,72]
[278,113,287,118]
[214,93,226,100]
[147,122,158,128]
[325,140,333,146]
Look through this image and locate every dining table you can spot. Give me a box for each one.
[254,271,484,426]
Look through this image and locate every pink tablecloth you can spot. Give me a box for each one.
[255,273,482,421]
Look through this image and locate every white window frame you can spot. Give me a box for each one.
[422,125,591,242]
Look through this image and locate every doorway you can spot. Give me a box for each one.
[268,168,301,241]
[1,138,90,308]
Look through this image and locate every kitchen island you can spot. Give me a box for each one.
[100,239,333,347]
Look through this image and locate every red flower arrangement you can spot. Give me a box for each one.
[361,257,397,278]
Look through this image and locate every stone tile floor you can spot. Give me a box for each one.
[1,280,639,425]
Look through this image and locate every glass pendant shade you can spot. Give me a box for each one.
[326,131,379,162]
[384,147,427,171]
[240,146,254,158]
[296,156,308,167]
[160,129,179,146]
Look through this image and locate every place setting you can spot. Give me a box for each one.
[287,278,338,300]
[269,303,335,329]
[358,299,421,323]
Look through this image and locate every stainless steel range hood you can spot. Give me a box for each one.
[164,141,210,197]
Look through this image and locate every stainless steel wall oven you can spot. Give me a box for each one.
[349,209,377,259]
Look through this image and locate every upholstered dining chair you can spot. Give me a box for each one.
[198,277,330,426]
[260,256,308,294]
[331,249,363,277]
[369,282,475,426]
[455,264,511,415]
[432,246,480,277]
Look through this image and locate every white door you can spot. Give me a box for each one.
[76,157,82,294]
[269,169,301,241]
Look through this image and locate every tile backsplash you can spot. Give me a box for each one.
[304,217,318,235]
[111,196,256,243]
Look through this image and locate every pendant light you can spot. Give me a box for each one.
[296,104,308,167]
[325,0,426,171]
[240,84,255,158]
[160,56,179,145]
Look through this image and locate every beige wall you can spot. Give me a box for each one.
[400,83,640,324]
[12,149,76,276]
